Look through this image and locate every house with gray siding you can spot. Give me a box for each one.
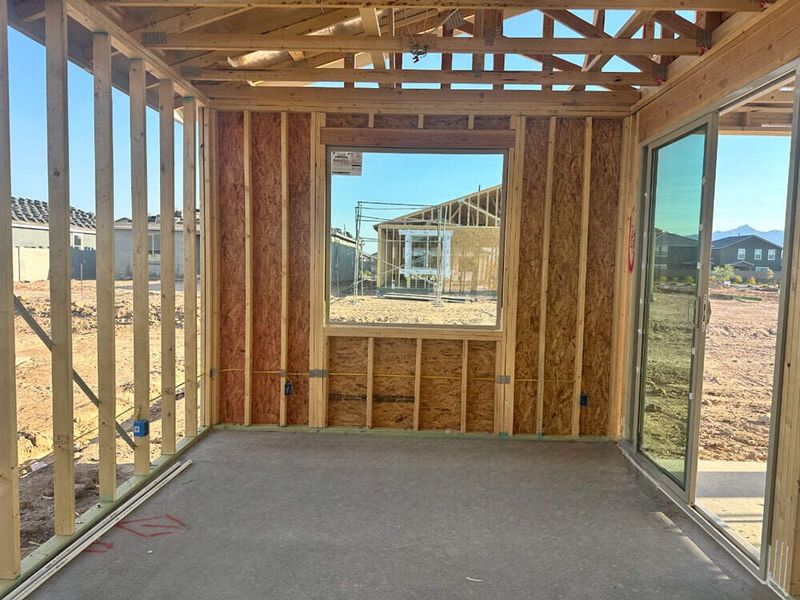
[711,234,782,280]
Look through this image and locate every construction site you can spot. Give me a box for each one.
[3,1,800,599]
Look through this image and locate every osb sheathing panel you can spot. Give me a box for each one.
[424,114,470,130]
[325,113,369,128]
[466,341,495,433]
[250,112,282,424]
[513,117,549,435]
[580,119,622,436]
[419,339,462,430]
[543,118,584,436]
[287,112,311,425]
[373,113,419,129]
[217,111,246,424]
[372,337,415,429]
[328,337,368,427]
[474,115,511,130]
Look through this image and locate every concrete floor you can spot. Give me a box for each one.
[31,430,774,600]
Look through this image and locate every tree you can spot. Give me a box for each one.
[711,264,735,283]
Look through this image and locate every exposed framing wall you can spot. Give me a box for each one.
[214,111,625,438]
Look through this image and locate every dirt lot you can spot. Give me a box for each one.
[14,280,197,556]
[329,294,498,326]
[641,283,778,467]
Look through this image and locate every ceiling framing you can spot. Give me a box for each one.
[7,0,776,110]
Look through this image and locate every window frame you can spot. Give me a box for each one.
[325,145,509,332]
[737,247,747,260]
[754,248,763,261]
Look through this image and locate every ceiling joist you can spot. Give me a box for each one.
[142,32,702,56]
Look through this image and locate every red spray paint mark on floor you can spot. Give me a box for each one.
[116,514,188,539]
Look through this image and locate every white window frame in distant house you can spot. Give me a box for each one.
[737,248,746,260]
[73,234,82,247]
[148,232,161,264]
[754,248,763,260]
[769,249,777,261]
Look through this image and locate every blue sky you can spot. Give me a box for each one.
[5,10,792,232]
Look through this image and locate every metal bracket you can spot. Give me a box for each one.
[496,375,511,384]
[309,369,328,378]
[141,31,167,45]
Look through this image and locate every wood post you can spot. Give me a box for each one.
[159,79,177,454]
[536,117,557,436]
[130,58,150,474]
[413,338,422,430]
[0,0,20,577]
[200,105,212,428]
[279,111,289,426]
[210,108,220,425]
[366,337,374,428]
[243,110,253,426]
[572,117,593,437]
[45,0,75,536]
[93,32,116,500]
[309,112,327,427]
[461,340,469,433]
[183,97,198,438]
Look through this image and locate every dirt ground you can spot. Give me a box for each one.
[329,294,498,326]
[14,280,198,556]
[641,283,778,468]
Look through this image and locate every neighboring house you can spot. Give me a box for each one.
[652,230,699,281]
[10,196,96,282]
[113,211,201,280]
[374,184,502,295]
[330,228,358,295]
[711,234,782,279]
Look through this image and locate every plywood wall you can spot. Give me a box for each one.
[214,111,623,438]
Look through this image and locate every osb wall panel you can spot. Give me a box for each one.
[372,337,415,429]
[542,118,584,436]
[467,341,495,433]
[325,113,369,128]
[419,339,462,430]
[474,115,511,130]
[286,112,312,425]
[328,337,368,427]
[373,113,419,129]
[250,112,282,424]
[513,117,549,435]
[425,115,470,130]
[217,111,246,424]
[580,119,622,436]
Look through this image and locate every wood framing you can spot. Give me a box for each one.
[320,127,516,149]
[0,0,18,578]
[159,78,177,455]
[572,117,593,436]
[183,96,198,438]
[45,0,75,536]
[243,109,253,426]
[279,111,289,427]
[93,31,116,499]
[130,58,150,475]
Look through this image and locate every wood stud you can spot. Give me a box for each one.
[184,97,198,438]
[243,110,253,426]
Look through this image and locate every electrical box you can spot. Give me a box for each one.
[133,419,149,437]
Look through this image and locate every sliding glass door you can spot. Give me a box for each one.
[637,121,716,495]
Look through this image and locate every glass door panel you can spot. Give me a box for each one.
[639,128,708,489]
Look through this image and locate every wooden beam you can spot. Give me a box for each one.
[159,79,177,454]
[320,127,516,149]
[45,0,75,537]
[130,58,150,474]
[126,6,253,37]
[93,32,116,501]
[366,337,374,428]
[243,109,253,426]
[471,9,484,71]
[200,106,211,428]
[183,96,198,438]
[359,7,387,70]
[279,111,289,427]
[144,32,699,56]
[101,1,766,10]
[536,116,557,436]
[309,112,327,427]
[413,338,422,430]
[201,86,640,114]
[653,10,709,41]
[185,67,658,86]
[572,117,592,437]
[542,13,554,91]
[0,0,19,578]
[460,339,468,433]
[209,108,220,425]
[342,53,355,88]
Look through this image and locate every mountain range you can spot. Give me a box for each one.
[712,225,784,247]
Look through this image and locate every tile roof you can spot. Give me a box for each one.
[11,196,96,230]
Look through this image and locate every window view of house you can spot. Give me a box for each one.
[328,151,504,327]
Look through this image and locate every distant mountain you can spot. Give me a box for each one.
[712,225,784,247]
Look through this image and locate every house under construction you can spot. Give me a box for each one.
[374,184,502,296]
